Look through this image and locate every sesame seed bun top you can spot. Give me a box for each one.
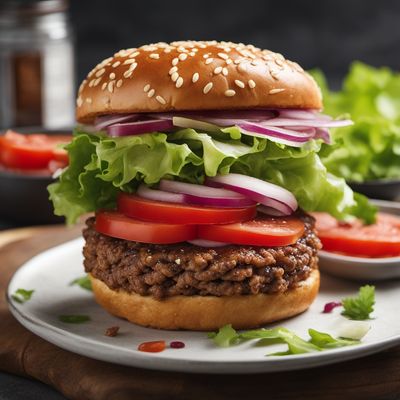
[76,40,322,124]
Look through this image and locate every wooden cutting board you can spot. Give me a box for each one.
[0,225,399,400]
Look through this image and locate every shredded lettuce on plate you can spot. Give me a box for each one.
[208,325,360,356]
[48,126,376,224]
[310,62,400,183]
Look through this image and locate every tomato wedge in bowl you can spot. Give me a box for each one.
[0,130,70,171]
[117,192,257,225]
[198,214,305,247]
[313,212,400,258]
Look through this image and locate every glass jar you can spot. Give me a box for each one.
[0,0,75,129]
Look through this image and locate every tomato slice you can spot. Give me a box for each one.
[0,130,70,170]
[312,212,400,257]
[198,214,305,247]
[117,193,257,225]
[95,210,196,244]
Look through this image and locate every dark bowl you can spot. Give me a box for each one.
[0,127,71,225]
[349,179,400,201]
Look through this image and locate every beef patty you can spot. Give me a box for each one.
[83,212,321,300]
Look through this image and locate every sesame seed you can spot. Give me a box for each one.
[251,60,258,66]
[203,54,209,59]
[234,79,245,88]
[95,68,105,77]
[178,53,187,61]
[218,52,228,60]
[270,70,279,80]
[85,97,92,104]
[109,72,116,80]
[222,67,228,76]
[192,72,199,83]
[108,81,115,93]
[101,82,107,91]
[88,79,95,87]
[164,48,171,53]
[156,95,166,105]
[77,97,83,107]
[172,57,179,66]
[239,62,250,72]
[171,72,179,82]
[205,58,213,65]
[189,52,195,56]
[123,59,137,65]
[116,79,123,88]
[234,59,242,64]
[149,53,160,59]
[128,63,137,71]
[224,89,236,97]
[112,61,121,68]
[226,59,232,65]
[147,89,155,97]
[129,51,140,58]
[123,70,133,78]
[169,66,178,75]
[269,88,285,94]
[176,76,183,88]
[203,82,213,94]
[214,66,222,74]
[144,84,151,92]
[94,78,101,86]
[248,79,256,89]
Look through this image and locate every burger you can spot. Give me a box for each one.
[49,40,368,331]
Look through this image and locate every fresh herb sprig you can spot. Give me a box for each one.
[11,288,34,304]
[341,285,375,320]
[69,275,92,291]
[59,315,91,324]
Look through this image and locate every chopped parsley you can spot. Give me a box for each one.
[11,288,34,304]
[59,315,91,324]
[69,275,92,291]
[208,325,359,356]
[341,285,375,320]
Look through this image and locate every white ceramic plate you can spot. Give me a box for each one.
[7,238,400,374]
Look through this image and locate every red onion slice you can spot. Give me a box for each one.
[108,119,174,136]
[137,185,184,203]
[257,205,287,217]
[206,173,297,214]
[187,239,229,247]
[137,182,256,208]
[260,118,352,128]
[159,179,256,207]
[95,114,141,130]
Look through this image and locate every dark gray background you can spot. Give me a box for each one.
[2,0,400,398]
[70,0,400,89]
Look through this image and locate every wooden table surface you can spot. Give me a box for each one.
[1,225,400,400]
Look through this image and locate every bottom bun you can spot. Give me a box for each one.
[89,269,320,331]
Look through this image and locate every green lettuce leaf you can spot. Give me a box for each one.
[208,325,360,356]
[49,126,374,224]
[310,63,400,182]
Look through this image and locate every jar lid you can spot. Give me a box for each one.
[0,0,69,17]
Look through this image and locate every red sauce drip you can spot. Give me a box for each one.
[138,340,166,353]
[170,341,185,349]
